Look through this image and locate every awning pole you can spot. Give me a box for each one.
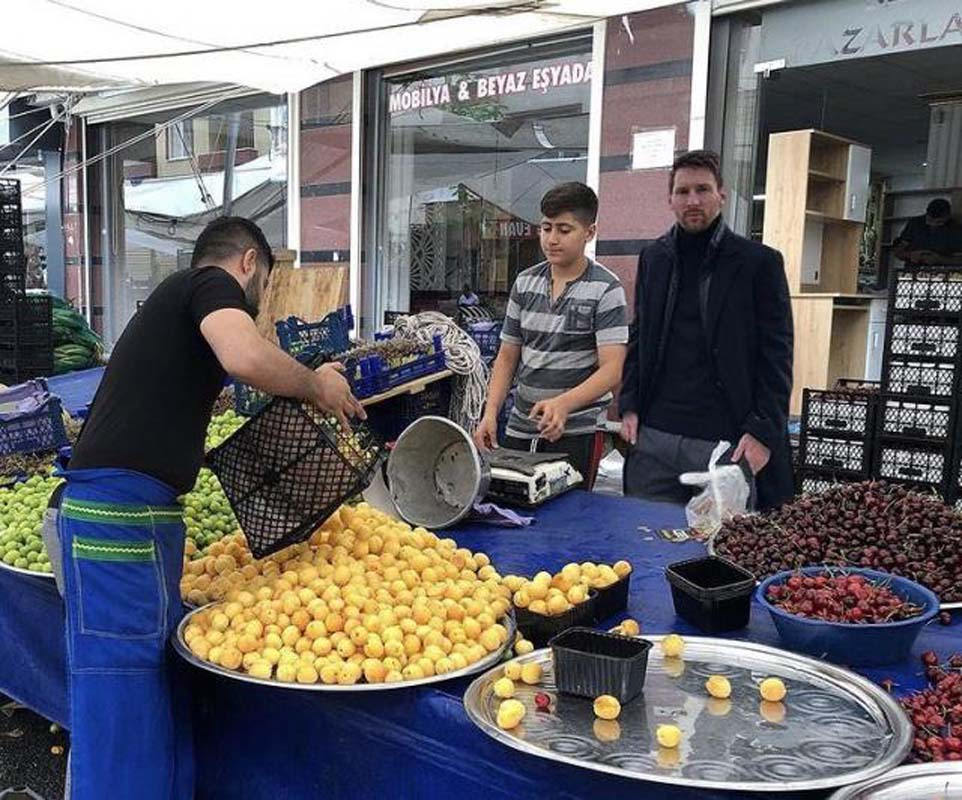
[81,115,92,325]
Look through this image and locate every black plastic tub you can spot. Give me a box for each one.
[549,627,651,704]
[515,592,598,648]
[665,556,755,633]
[593,573,631,623]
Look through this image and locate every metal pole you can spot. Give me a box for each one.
[349,70,363,337]
[222,112,240,215]
[80,116,92,325]
[286,91,301,267]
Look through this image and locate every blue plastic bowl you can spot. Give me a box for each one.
[756,566,939,667]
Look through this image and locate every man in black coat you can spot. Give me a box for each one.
[619,150,794,510]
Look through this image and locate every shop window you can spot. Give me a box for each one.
[99,96,288,345]
[373,35,592,324]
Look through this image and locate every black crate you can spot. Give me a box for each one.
[0,179,21,205]
[877,395,954,443]
[834,378,881,392]
[205,399,384,559]
[801,388,876,436]
[16,295,52,347]
[891,267,962,315]
[0,207,21,230]
[875,440,951,487]
[0,229,23,253]
[665,556,755,633]
[796,471,838,495]
[799,434,871,474]
[366,377,452,442]
[886,321,960,362]
[883,359,958,398]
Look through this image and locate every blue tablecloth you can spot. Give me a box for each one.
[2,491,960,799]
[45,367,105,418]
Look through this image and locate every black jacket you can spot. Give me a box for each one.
[619,220,795,510]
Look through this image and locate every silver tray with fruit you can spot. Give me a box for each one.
[463,634,911,793]
[173,603,516,692]
[0,561,55,580]
[828,761,962,798]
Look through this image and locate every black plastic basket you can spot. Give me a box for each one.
[549,627,651,704]
[877,395,954,443]
[593,574,630,624]
[0,179,21,205]
[796,471,838,495]
[665,556,755,633]
[892,268,962,315]
[515,591,598,648]
[887,321,959,361]
[16,295,52,347]
[205,399,384,558]
[799,434,871,474]
[365,377,452,443]
[875,440,950,487]
[801,388,876,436]
[883,359,958,398]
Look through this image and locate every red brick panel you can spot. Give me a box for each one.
[605,5,695,70]
[599,170,675,240]
[300,125,352,187]
[600,77,692,157]
[300,195,351,252]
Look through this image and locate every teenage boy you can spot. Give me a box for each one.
[473,182,628,483]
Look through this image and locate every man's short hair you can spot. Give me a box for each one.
[670,150,723,193]
[927,198,952,220]
[541,182,598,226]
[191,216,275,271]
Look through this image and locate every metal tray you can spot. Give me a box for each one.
[706,533,962,611]
[173,603,516,692]
[829,762,962,799]
[0,561,55,580]
[463,634,911,793]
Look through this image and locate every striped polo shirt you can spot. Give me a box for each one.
[500,258,628,438]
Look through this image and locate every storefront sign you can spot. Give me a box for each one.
[389,59,592,114]
[481,218,538,240]
[760,0,962,68]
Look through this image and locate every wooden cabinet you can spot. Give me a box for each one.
[762,129,876,415]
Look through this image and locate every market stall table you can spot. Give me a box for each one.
[1,491,958,799]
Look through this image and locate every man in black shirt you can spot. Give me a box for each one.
[47,217,363,799]
[894,198,962,266]
[619,151,794,510]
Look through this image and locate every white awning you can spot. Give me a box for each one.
[0,1,670,96]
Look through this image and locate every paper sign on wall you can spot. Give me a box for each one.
[631,128,676,171]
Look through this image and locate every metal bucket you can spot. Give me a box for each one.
[386,416,489,529]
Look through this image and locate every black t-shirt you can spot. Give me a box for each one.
[644,222,737,442]
[895,216,962,257]
[70,267,251,494]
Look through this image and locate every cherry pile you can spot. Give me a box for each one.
[766,573,924,624]
[714,481,962,603]
[900,651,962,763]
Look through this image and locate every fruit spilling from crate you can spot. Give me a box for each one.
[714,480,962,602]
[180,503,513,685]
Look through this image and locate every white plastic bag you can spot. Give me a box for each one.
[679,441,751,537]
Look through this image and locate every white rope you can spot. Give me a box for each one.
[391,311,488,432]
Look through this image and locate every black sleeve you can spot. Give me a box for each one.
[742,249,793,452]
[186,266,251,327]
[893,219,920,248]
[618,249,645,416]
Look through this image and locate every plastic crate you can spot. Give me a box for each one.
[801,388,876,436]
[833,378,881,392]
[875,440,950,486]
[886,321,959,361]
[799,434,871,474]
[796,471,837,495]
[366,376,452,442]
[0,251,23,274]
[467,322,501,359]
[877,396,954,443]
[0,208,21,232]
[16,295,52,347]
[0,179,21,205]
[892,268,962,314]
[0,394,69,456]
[275,305,353,358]
[883,359,958,397]
[549,627,651,704]
[348,336,446,400]
[205,400,384,559]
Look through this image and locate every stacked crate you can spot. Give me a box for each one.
[0,178,53,384]
[796,382,879,494]
[874,267,962,502]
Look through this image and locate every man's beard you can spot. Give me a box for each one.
[244,278,263,316]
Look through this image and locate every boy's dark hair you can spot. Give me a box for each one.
[927,198,952,220]
[670,150,723,193]
[191,216,275,271]
[540,182,598,225]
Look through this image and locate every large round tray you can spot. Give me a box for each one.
[463,634,911,793]
[828,762,962,799]
[706,533,962,611]
[173,603,516,692]
[0,560,55,580]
